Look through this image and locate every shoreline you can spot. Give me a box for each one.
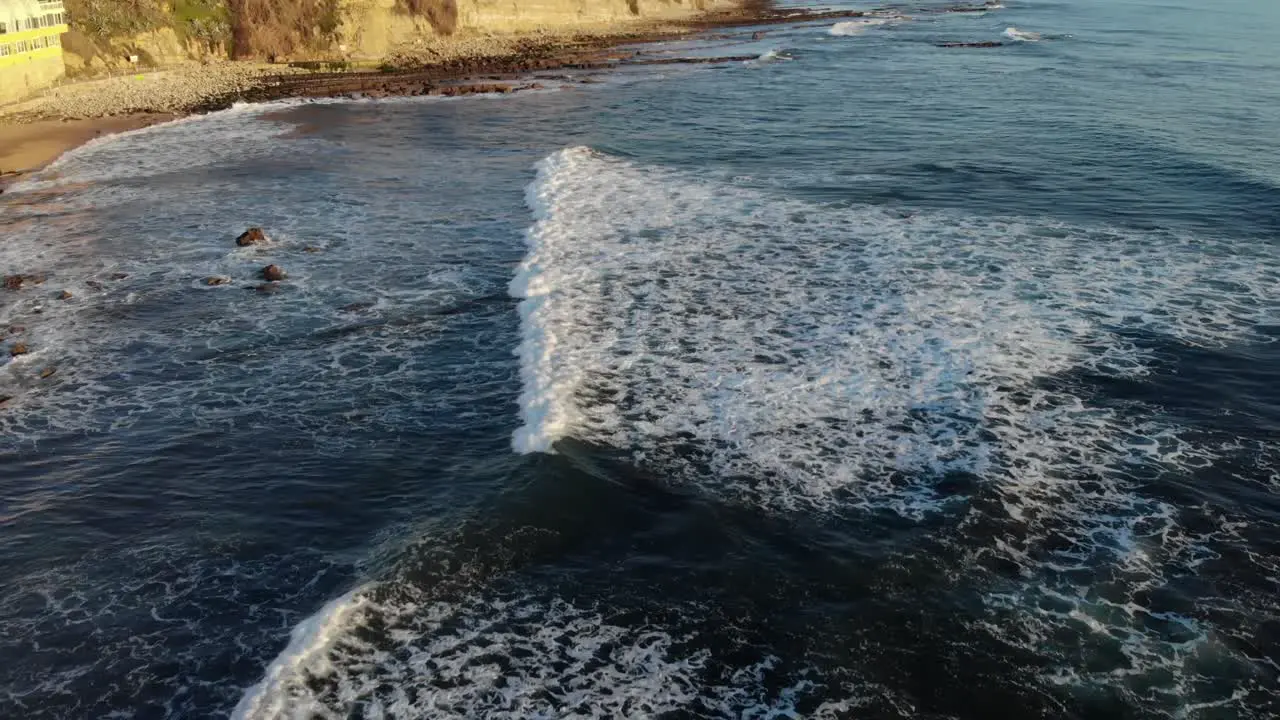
[0,2,960,187]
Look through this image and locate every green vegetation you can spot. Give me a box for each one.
[63,0,166,38]
[63,0,341,57]
[172,0,232,49]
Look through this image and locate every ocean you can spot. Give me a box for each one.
[2,0,1279,717]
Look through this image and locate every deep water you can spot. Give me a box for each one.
[2,0,1279,717]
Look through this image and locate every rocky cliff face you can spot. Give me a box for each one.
[62,0,728,75]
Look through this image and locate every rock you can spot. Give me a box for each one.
[40,367,56,379]
[261,264,286,281]
[4,274,44,290]
[59,290,73,300]
[938,41,1005,48]
[10,342,29,357]
[752,31,767,40]
[303,246,322,253]
[205,276,232,286]
[86,280,104,290]
[0,395,11,406]
[254,282,281,294]
[237,228,269,246]
[8,325,25,334]
[110,272,129,280]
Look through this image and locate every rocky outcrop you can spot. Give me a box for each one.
[261,264,286,281]
[237,227,268,246]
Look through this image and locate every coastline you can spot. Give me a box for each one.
[0,1,902,186]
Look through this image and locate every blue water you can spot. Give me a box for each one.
[2,1,1279,717]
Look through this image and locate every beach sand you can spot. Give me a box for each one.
[0,114,175,182]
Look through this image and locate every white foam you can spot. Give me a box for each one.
[829,19,890,36]
[232,590,370,720]
[509,146,1280,708]
[511,147,1277,514]
[233,583,854,718]
[1003,27,1043,42]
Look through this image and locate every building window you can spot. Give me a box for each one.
[0,21,7,34]
[0,44,9,56]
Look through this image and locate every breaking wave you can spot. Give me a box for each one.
[1003,27,1043,42]
[505,146,1280,712]
[828,19,890,36]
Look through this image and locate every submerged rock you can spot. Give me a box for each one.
[205,276,232,286]
[40,367,56,379]
[938,41,1005,48]
[303,246,322,253]
[10,342,29,357]
[59,290,73,300]
[237,228,268,246]
[261,265,286,282]
[255,282,281,294]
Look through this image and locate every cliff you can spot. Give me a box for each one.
[61,0,731,75]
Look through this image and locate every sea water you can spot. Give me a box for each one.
[2,0,1279,717]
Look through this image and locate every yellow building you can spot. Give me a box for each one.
[0,0,68,105]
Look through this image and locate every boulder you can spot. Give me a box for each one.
[237,228,268,246]
[303,246,322,253]
[40,367,56,379]
[261,264,286,282]
[10,342,29,357]
[110,272,129,280]
[205,276,232,286]
[59,290,73,300]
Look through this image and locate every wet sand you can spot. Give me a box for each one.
[0,114,176,185]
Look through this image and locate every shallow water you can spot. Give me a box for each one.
[2,0,1279,717]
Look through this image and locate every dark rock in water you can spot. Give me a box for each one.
[303,246,322,253]
[110,272,129,280]
[255,282,281,294]
[237,228,268,246]
[10,342,29,357]
[9,325,25,334]
[58,290,73,300]
[40,367,56,379]
[752,31,767,40]
[0,395,11,406]
[938,41,1005,48]
[261,264,286,282]
[86,280,103,290]
[205,276,232,286]
[4,274,44,290]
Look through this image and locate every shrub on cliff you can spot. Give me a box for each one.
[63,0,166,38]
[227,0,341,58]
[396,0,458,36]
